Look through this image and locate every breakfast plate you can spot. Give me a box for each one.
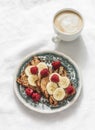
[14,51,82,114]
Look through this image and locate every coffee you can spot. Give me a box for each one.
[54,10,83,34]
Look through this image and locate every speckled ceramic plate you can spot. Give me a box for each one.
[14,51,82,114]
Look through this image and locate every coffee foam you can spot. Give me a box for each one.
[54,11,83,34]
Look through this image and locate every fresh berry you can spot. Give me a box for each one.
[66,86,75,95]
[40,68,49,77]
[51,74,59,83]
[52,61,61,70]
[32,93,41,102]
[30,66,38,74]
[25,88,33,96]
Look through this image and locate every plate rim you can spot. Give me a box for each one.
[13,50,82,114]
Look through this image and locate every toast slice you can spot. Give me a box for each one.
[16,56,41,92]
[36,66,69,106]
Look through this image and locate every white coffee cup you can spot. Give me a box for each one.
[53,8,84,41]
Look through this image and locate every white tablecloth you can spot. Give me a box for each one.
[0,0,95,129]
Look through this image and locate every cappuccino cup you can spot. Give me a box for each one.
[53,9,84,41]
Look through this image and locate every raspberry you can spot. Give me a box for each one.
[52,61,61,70]
[32,93,41,102]
[51,74,59,83]
[40,68,49,77]
[66,86,75,95]
[30,66,38,74]
[25,88,33,96]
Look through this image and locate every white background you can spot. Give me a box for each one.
[0,0,95,130]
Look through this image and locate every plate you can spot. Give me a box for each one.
[14,51,82,114]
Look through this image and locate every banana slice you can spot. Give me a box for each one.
[25,66,33,76]
[53,88,65,101]
[46,82,58,95]
[58,76,70,88]
[28,75,38,86]
[37,62,48,71]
